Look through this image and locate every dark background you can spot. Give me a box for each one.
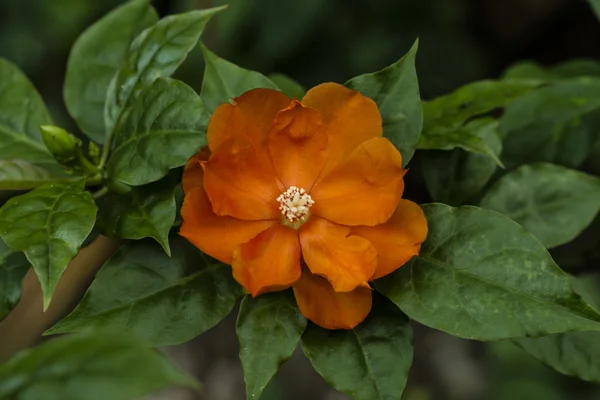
[2,0,600,399]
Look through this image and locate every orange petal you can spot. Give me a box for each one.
[268,100,328,191]
[301,82,382,173]
[352,200,428,280]
[203,136,282,220]
[232,224,301,297]
[182,149,210,194]
[293,270,372,330]
[299,217,377,292]
[179,187,275,263]
[207,88,290,155]
[310,137,405,226]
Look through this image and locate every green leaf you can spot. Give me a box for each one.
[423,79,538,129]
[46,237,242,346]
[0,330,198,400]
[345,40,422,167]
[236,291,306,400]
[64,0,158,142]
[374,204,600,340]
[200,44,279,112]
[0,58,64,177]
[421,119,502,206]
[0,181,97,310]
[514,275,600,383]
[106,78,209,186]
[302,294,413,400]
[502,61,554,81]
[0,237,29,321]
[589,0,600,21]
[418,118,504,167]
[553,59,600,79]
[269,73,306,99]
[104,7,224,134]
[0,160,63,190]
[419,79,538,166]
[97,177,176,255]
[503,59,600,81]
[500,78,600,169]
[480,163,600,248]
[516,332,600,383]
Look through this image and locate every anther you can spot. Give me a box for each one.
[276,186,314,223]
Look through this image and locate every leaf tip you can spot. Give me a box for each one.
[42,295,52,312]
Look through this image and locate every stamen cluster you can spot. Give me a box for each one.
[276,186,314,222]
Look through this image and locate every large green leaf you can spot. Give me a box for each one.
[480,163,600,248]
[0,330,198,400]
[0,58,64,179]
[514,275,600,383]
[104,7,223,134]
[302,294,413,400]
[503,59,600,81]
[0,181,97,309]
[236,291,306,400]
[374,204,600,340]
[500,78,600,169]
[46,237,242,346]
[345,40,422,166]
[200,44,279,112]
[418,118,503,167]
[0,159,63,190]
[419,79,538,166]
[421,119,501,206]
[554,59,600,79]
[97,177,176,255]
[64,0,157,142]
[515,331,600,383]
[423,79,538,129]
[0,237,29,321]
[106,78,209,186]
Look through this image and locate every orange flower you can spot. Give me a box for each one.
[180,83,428,330]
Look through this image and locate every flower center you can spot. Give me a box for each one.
[276,186,314,224]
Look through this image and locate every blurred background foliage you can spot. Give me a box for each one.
[2,0,600,399]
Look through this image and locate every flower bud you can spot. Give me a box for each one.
[39,125,82,165]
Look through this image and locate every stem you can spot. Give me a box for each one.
[78,154,99,176]
[92,186,109,199]
[99,131,114,168]
[0,237,122,362]
[86,173,104,187]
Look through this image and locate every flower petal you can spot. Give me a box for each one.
[310,137,405,226]
[208,88,290,155]
[232,224,301,297]
[182,149,210,194]
[299,217,377,292]
[179,186,275,263]
[293,270,372,330]
[352,200,428,280]
[203,136,282,220]
[268,100,328,191]
[301,82,382,173]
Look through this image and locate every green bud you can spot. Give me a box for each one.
[39,125,82,165]
[88,141,101,163]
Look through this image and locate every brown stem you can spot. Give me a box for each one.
[0,236,121,362]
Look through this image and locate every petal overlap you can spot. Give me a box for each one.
[299,217,377,292]
[310,137,405,226]
[232,224,301,297]
[293,270,372,330]
[268,101,328,191]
